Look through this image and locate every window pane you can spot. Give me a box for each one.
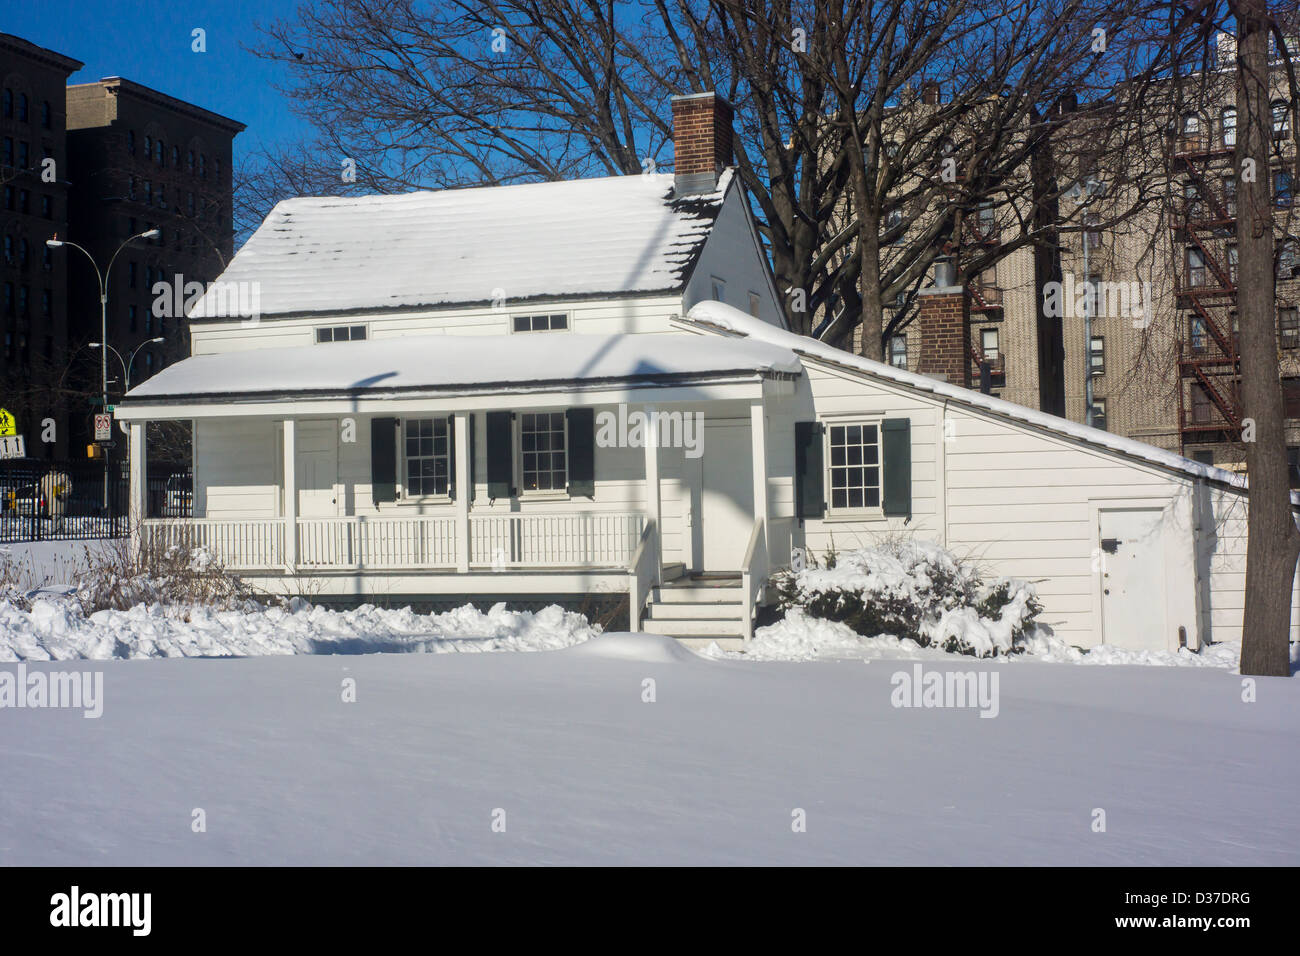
[513,316,529,332]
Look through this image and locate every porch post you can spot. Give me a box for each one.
[750,399,769,549]
[644,404,662,584]
[128,421,145,558]
[454,412,470,573]
[283,418,297,572]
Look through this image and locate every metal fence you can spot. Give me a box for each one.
[0,458,193,543]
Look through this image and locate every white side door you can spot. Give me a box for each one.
[1099,508,1167,649]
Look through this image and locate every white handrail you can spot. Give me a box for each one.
[740,517,767,643]
[627,519,659,632]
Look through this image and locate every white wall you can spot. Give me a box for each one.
[194,418,280,518]
[682,187,784,328]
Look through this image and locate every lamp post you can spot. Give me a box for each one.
[48,229,160,509]
[91,337,164,393]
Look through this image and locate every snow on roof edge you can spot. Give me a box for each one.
[682,300,1277,500]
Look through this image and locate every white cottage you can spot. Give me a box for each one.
[118,93,1297,651]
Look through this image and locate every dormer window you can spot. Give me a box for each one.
[317,325,367,343]
[512,313,568,332]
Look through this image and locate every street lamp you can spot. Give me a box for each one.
[48,228,160,507]
[90,337,164,393]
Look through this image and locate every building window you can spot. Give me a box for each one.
[1191,384,1212,424]
[519,412,567,493]
[1179,112,1203,150]
[316,325,367,343]
[889,334,907,369]
[1089,335,1105,375]
[403,418,450,497]
[2,236,10,265]
[17,93,28,123]
[3,185,10,210]
[1083,212,1102,248]
[827,422,881,511]
[1278,240,1298,281]
[41,289,50,316]
[172,145,180,168]
[1275,170,1294,207]
[155,139,164,164]
[1089,398,1108,431]
[129,305,138,333]
[17,238,27,266]
[18,142,29,169]
[145,134,152,157]
[1186,247,1207,287]
[127,130,136,154]
[710,277,726,301]
[980,327,1000,360]
[1273,99,1291,138]
[1227,243,1239,284]
[511,313,567,332]
[40,195,52,219]
[188,150,195,174]
[199,154,207,179]
[1281,307,1300,349]
[748,291,762,317]
[976,201,997,240]
[1221,107,1236,146]
[1223,174,1237,218]
[1189,316,1208,352]
[1,89,10,119]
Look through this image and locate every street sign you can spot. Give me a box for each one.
[94,413,112,441]
[0,408,15,437]
[0,435,24,459]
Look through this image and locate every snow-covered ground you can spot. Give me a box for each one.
[1,633,1296,865]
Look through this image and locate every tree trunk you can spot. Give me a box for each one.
[1234,0,1300,676]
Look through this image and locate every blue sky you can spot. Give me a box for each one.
[5,0,309,155]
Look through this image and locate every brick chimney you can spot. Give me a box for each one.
[921,81,941,106]
[915,260,970,387]
[671,92,734,194]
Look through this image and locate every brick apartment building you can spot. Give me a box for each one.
[865,38,1299,479]
[0,33,242,459]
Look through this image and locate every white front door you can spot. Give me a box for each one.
[296,420,338,517]
[1099,508,1166,649]
[699,421,753,572]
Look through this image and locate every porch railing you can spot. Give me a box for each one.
[142,518,285,570]
[139,510,644,573]
[469,511,645,569]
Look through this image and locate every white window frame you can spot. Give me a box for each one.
[710,276,726,302]
[980,327,1000,361]
[1089,335,1105,375]
[510,313,569,333]
[399,417,452,501]
[824,417,884,517]
[888,334,907,369]
[316,324,368,343]
[516,411,569,498]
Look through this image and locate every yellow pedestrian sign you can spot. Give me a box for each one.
[0,408,15,437]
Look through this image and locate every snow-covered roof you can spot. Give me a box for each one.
[190,172,734,321]
[682,300,1258,495]
[121,330,800,403]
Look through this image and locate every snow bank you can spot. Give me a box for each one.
[0,596,597,661]
[565,632,703,663]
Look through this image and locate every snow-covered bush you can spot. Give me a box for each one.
[771,539,1041,657]
[75,537,253,613]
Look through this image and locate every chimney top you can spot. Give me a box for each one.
[671,91,734,195]
[921,81,941,106]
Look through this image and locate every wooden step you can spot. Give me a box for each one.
[641,617,747,637]
[646,601,745,620]
[651,585,744,604]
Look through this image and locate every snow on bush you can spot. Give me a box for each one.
[771,538,1042,658]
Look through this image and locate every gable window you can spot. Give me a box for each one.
[888,334,907,369]
[748,291,761,317]
[512,313,567,332]
[403,418,450,497]
[710,277,726,302]
[1089,335,1105,375]
[1281,306,1299,349]
[519,412,567,492]
[827,422,881,511]
[316,325,367,343]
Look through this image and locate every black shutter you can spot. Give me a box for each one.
[486,411,514,499]
[371,417,398,505]
[882,418,912,518]
[446,415,456,500]
[566,407,595,498]
[794,421,824,520]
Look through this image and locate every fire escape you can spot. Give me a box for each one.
[1171,122,1242,446]
[964,210,1006,388]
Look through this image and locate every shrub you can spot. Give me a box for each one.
[772,538,1042,657]
[75,537,253,614]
